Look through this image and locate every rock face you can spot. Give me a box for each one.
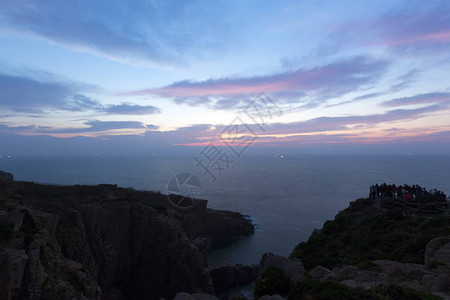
[208,263,258,294]
[0,249,28,299]
[0,208,101,300]
[0,171,13,183]
[259,252,305,283]
[425,236,450,266]
[0,178,254,299]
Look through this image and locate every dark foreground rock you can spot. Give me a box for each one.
[0,176,254,299]
[259,253,304,284]
[208,262,258,294]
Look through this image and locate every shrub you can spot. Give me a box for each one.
[290,275,372,300]
[356,260,379,269]
[254,267,290,299]
[67,271,84,292]
[428,260,446,269]
[18,209,39,243]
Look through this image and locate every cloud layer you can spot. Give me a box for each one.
[0,0,237,66]
[127,56,389,109]
[0,70,160,115]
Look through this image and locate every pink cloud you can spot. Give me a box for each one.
[377,30,450,47]
[123,56,388,101]
[382,92,450,107]
[367,5,450,51]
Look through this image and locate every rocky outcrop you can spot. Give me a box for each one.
[208,263,258,294]
[310,259,450,298]
[0,171,13,183]
[0,177,254,299]
[310,265,335,280]
[0,249,28,299]
[259,252,305,284]
[0,205,102,300]
[425,236,450,266]
[180,209,254,248]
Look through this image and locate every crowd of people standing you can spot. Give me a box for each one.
[370,183,447,202]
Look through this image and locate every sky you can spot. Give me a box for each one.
[1,0,450,156]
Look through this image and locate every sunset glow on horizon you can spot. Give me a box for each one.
[1,0,450,155]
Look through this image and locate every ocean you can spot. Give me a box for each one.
[1,154,450,267]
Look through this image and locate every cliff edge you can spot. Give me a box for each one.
[0,174,254,299]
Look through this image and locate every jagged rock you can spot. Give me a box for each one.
[425,236,450,266]
[0,249,28,299]
[7,210,24,232]
[20,232,46,298]
[76,200,215,299]
[259,252,305,283]
[0,179,254,299]
[0,171,13,183]
[208,262,258,294]
[310,265,335,280]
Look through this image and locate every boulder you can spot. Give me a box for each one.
[208,262,258,294]
[173,292,196,300]
[310,265,335,280]
[259,253,305,283]
[425,236,450,266]
[192,293,219,300]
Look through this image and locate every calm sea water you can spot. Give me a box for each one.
[1,154,449,266]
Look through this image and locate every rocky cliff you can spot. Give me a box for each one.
[0,174,254,299]
[250,198,450,299]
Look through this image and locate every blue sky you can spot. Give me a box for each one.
[1,0,450,155]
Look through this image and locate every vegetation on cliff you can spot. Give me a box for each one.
[252,196,450,299]
[291,198,450,270]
